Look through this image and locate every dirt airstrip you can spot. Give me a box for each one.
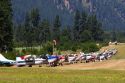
[57,43,125,70]
[57,59,125,70]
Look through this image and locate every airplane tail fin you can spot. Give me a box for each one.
[0,53,15,65]
[0,54,9,61]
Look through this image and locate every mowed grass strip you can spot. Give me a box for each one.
[0,68,125,83]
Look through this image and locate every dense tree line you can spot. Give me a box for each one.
[73,11,104,42]
[14,9,104,52]
[14,8,51,47]
[0,0,13,52]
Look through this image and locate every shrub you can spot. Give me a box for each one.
[97,42,109,49]
[58,42,73,51]
[81,43,99,53]
[88,43,99,52]
[40,42,53,54]
[71,45,77,52]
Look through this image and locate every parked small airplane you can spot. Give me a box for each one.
[47,55,58,63]
[16,55,46,67]
[47,55,59,67]
[0,54,15,66]
[68,54,77,64]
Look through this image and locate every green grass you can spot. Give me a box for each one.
[15,46,42,51]
[0,68,125,83]
[1,44,125,83]
[112,44,125,59]
[101,44,125,59]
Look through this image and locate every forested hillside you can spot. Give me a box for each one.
[12,0,125,30]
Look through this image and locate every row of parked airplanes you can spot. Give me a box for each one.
[0,48,117,67]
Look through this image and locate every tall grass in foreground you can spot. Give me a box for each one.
[0,68,125,83]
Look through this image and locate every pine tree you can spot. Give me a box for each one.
[86,15,103,41]
[39,19,51,43]
[24,12,30,28]
[111,30,117,42]
[23,8,41,46]
[79,12,87,42]
[61,26,72,42]
[30,8,40,44]
[0,0,13,51]
[23,12,31,46]
[91,15,103,41]
[30,8,40,28]
[52,15,61,42]
[73,10,81,42]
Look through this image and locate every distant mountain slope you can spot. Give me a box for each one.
[12,0,74,27]
[12,0,125,30]
[92,0,125,30]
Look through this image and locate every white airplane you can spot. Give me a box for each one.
[0,54,15,66]
[68,54,77,64]
[75,52,84,62]
[16,55,46,67]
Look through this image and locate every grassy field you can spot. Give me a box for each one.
[101,44,125,59]
[0,68,125,83]
[1,44,125,83]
